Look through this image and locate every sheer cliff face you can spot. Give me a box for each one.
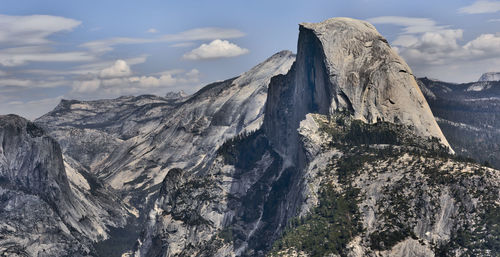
[0,115,70,201]
[0,115,127,256]
[264,18,451,161]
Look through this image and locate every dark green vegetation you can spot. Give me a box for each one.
[270,184,361,256]
[268,113,499,256]
[218,129,269,169]
[206,111,499,256]
[316,112,450,154]
[431,169,500,256]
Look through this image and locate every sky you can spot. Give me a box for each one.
[0,0,499,119]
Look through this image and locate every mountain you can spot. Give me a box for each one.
[264,17,452,165]
[35,51,295,256]
[478,72,500,82]
[1,17,498,257]
[36,51,294,204]
[133,18,498,256]
[164,90,188,102]
[418,77,500,169]
[0,115,128,256]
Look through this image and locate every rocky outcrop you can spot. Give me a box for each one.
[264,17,451,164]
[164,90,188,101]
[478,72,500,82]
[269,113,499,257]
[0,115,128,256]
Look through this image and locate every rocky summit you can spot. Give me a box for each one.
[478,72,500,82]
[0,17,498,257]
[264,17,452,168]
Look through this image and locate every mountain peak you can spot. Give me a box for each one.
[478,72,500,82]
[264,17,452,159]
[300,17,378,35]
[165,90,188,100]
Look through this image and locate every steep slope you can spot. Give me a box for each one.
[262,19,497,256]
[0,115,128,256]
[264,17,451,165]
[37,51,294,209]
[271,113,499,257]
[134,18,490,257]
[24,17,499,257]
[418,77,500,169]
[35,51,295,256]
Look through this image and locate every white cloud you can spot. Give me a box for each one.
[72,55,148,75]
[0,14,81,46]
[0,78,32,87]
[81,27,245,53]
[464,34,500,55]
[73,79,100,93]
[147,28,158,33]
[0,45,95,67]
[80,37,153,54]
[71,59,200,96]
[367,16,448,34]
[182,39,249,60]
[0,70,6,76]
[458,0,500,14]
[0,78,67,88]
[369,16,500,82]
[185,69,200,78]
[99,60,132,78]
[0,15,92,67]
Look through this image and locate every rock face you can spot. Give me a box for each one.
[35,51,295,256]
[36,51,295,207]
[270,113,499,257]
[478,72,500,82]
[0,115,128,256]
[164,90,188,101]
[4,17,499,257]
[264,17,451,163]
[136,18,491,257]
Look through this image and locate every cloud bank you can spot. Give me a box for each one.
[71,59,200,96]
[368,16,500,82]
[458,0,500,14]
[81,27,246,53]
[0,14,81,46]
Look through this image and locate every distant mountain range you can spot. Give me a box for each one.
[418,77,500,169]
[0,18,498,257]
[478,72,500,82]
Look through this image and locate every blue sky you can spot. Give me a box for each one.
[1,0,500,119]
